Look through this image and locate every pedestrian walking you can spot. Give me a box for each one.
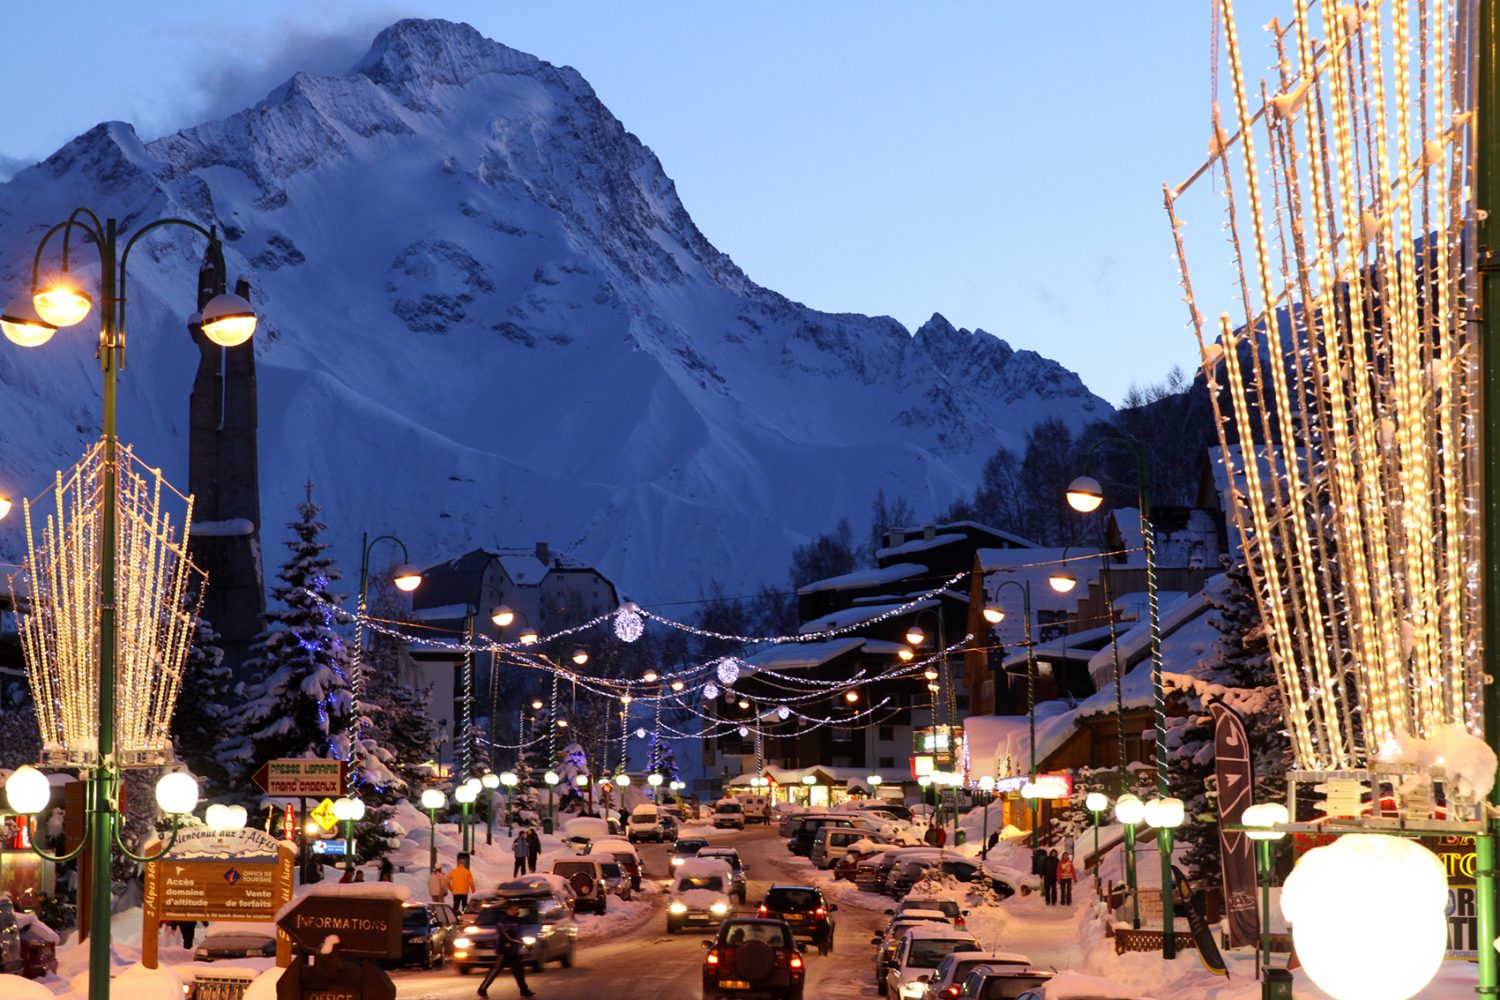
[477,901,536,998]
[378,858,395,882]
[934,825,947,848]
[1042,848,1060,905]
[429,863,449,903]
[175,920,198,949]
[526,827,541,874]
[449,853,477,913]
[512,830,530,877]
[1057,852,1075,905]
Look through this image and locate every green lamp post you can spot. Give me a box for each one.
[1085,791,1109,899]
[1244,802,1290,983]
[1114,792,1143,929]
[332,795,366,873]
[421,788,446,872]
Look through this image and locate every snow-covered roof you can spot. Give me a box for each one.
[876,533,967,560]
[1109,507,1221,571]
[799,596,967,636]
[742,637,864,670]
[999,623,1118,672]
[797,562,927,595]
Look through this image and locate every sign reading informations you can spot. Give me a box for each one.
[279,894,404,959]
[252,758,349,798]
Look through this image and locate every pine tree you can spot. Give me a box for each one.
[0,676,41,771]
[362,591,443,796]
[507,757,540,827]
[172,602,234,795]
[219,484,353,785]
[647,733,680,784]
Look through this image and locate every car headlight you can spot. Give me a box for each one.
[453,937,473,948]
[900,984,929,999]
[522,936,537,946]
[670,902,688,914]
[464,925,481,933]
[671,857,684,866]
[710,902,729,915]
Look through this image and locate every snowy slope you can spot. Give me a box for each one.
[0,19,1111,599]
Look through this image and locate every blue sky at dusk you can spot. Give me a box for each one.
[0,2,1284,405]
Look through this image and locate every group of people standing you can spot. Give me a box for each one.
[1039,848,1076,905]
[511,827,542,876]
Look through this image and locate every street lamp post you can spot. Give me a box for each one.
[1068,449,1176,958]
[978,776,995,857]
[1244,802,1290,980]
[350,532,422,769]
[420,788,446,872]
[499,771,518,835]
[544,771,560,833]
[455,780,479,855]
[460,590,517,780]
[985,581,1035,845]
[1143,796,1185,952]
[481,771,501,845]
[332,796,366,873]
[1114,793,1144,929]
[1,209,257,1000]
[1085,791,1109,899]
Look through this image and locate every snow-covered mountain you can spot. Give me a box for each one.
[0,19,1110,600]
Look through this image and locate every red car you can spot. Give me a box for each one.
[702,918,804,1000]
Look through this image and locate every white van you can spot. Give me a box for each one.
[711,798,746,830]
[627,803,664,843]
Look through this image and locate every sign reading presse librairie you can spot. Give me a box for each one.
[142,826,296,969]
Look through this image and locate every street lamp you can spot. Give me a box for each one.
[990,578,1036,846]
[1143,796,1185,951]
[978,775,995,856]
[3,209,257,1000]
[1114,792,1144,929]
[1086,791,1110,898]
[498,771,517,834]
[481,771,501,845]
[458,558,520,780]
[454,782,478,855]
[349,532,422,793]
[420,788,446,872]
[1068,446,1175,957]
[0,496,11,520]
[544,771,560,833]
[1244,801,1290,980]
[332,796,366,872]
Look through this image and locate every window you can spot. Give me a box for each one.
[879,757,895,768]
[878,726,895,742]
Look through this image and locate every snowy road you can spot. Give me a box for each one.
[390,824,890,999]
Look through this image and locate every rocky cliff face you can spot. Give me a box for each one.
[0,19,1109,598]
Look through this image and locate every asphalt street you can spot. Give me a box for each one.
[391,823,888,999]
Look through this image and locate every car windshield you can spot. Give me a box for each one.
[905,900,960,918]
[701,853,741,870]
[766,888,820,911]
[678,876,725,893]
[600,863,623,878]
[721,923,789,948]
[974,974,1052,998]
[675,839,709,853]
[908,939,973,969]
[717,803,742,813]
[474,905,536,926]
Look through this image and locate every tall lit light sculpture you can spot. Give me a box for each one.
[1,208,256,1000]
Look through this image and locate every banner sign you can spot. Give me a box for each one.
[1209,701,1260,950]
[1172,865,1228,976]
[252,758,348,798]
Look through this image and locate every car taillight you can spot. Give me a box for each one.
[954,915,965,927]
[789,952,803,970]
[758,904,768,916]
[706,950,720,966]
[944,987,961,998]
[814,907,827,918]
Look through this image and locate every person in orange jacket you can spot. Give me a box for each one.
[448,853,477,913]
[1057,851,1076,905]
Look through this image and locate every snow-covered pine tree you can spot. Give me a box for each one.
[0,676,41,771]
[507,757,540,827]
[647,732,680,794]
[362,590,443,796]
[218,484,354,786]
[172,601,234,796]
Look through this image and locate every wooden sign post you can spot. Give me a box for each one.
[276,891,403,1000]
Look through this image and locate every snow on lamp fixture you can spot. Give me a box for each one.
[982,606,1004,624]
[391,564,423,592]
[199,291,258,348]
[904,626,926,646]
[32,273,92,327]
[614,603,645,643]
[1281,834,1448,1000]
[4,766,49,815]
[491,605,515,628]
[0,294,58,348]
[1048,572,1077,594]
[1065,476,1104,513]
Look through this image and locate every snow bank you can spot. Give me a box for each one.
[243,966,286,1000]
[0,974,55,1000]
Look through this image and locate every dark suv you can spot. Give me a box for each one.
[398,901,457,969]
[702,918,805,1000]
[757,885,836,955]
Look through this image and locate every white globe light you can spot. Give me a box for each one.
[199,292,258,347]
[455,784,478,804]
[917,776,931,788]
[614,604,645,643]
[738,727,749,738]
[0,294,58,348]
[1085,791,1110,813]
[647,773,664,787]
[868,775,883,787]
[636,728,648,739]
[1048,572,1077,594]
[978,776,995,792]
[802,775,816,786]
[4,773,50,815]
[205,803,228,829]
[544,771,560,786]
[777,705,791,721]
[481,772,501,789]
[1065,475,1105,513]
[463,776,482,793]
[500,771,518,787]
[716,657,741,685]
[1282,834,1448,1000]
[703,682,720,700]
[155,772,200,815]
[420,789,446,810]
[616,774,631,787]
[1142,796,1185,829]
[224,805,248,830]
[575,775,589,787]
[1242,801,1290,841]
[1114,793,1145,826]
[333,797,358,821]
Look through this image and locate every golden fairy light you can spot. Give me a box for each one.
[8,442,204,767]
[1166,0,1477,768]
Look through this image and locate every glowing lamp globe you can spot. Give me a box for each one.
[544,771,560,786]
[333,796,366,821]
[737,727,749,738]
[904,626,926,646]
[454,784,477,804]
[1113,793,1145,826]
[574,775,588,787]
[982,606,1005,624]
[1066,476,1105,513]
[155,772,200,815]
[978,776,995,792]
[1085,791,1110,814]
[33,275,92,327]
[670,781,684,791]
[531,699,545,711]
[737,699,750,710]
[223,805,248,830]
[1048,572,1077,594]
[1282,834,1447,1000]
[643,669,659,683]
[556,719,569,729]
[923,668,939,681]
[844,690,859,703]
[481,772,501,790]
[518,628,539,646]
[420,789,446,811]
[670,680,685,692]
[1020,782,1041,800]
[636,728,648,738]
[917,776,932,788]
[391,564,423,592]
[499,771,517,788]
[1242,802,1289,841]
[491,605,515,627]
[1143,797,1185,828]
[1,294,59,348]
[199,291,257,347]
[0,497,11,521]
[897,647,915,662]
[802,775,816,786]
[571,648,589,666]
[647,773,663,787]
[205,803,229,829]
[868,775,883,787]
[616,774,631,787]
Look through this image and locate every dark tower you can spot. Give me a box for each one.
[187,241,265,677]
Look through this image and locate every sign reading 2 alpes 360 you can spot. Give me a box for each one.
[252,758,349,797]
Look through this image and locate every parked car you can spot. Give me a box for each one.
[586,836,643,893]
[671,837,712,870]
[628,804,665,843]
[701,918,805,1000]
[562,816,612,854]
[0,896,23,974]
[668,857,736,934]
[882,924,982,999]
[957,964,1059,998]
[449,881,578,975]
[811,827,888,870]
[833,838,890,882]
[193,922,277,961]
[660,812,681,841]
[711,798,747,830]
[778,807,813,838]
[788,815,854,856]
[550,857,618,914]
[925,951,1034,998]
[887,897,967,928]
[696,847,748,903]
[735,794,772,823]
[889,858,1022,900]
[857,848,951,895]
[871,912,957,986]
[398,900,458,969]
[1010,976,1147,1000]
[757,884,836,955]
